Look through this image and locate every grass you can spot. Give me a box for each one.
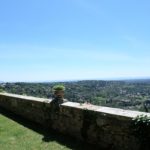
[0,108,98,150]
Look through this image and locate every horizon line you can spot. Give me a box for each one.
[1,77,150,83]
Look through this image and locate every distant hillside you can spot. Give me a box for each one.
[124,79,150,83]
[1,79,150,112]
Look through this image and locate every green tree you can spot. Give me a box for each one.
[0,88,4,93]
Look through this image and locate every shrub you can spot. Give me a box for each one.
[52,85,65,92]
[132,114,150,149]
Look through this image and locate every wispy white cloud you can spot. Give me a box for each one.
[62,48,132,62]
[0,43,130,61]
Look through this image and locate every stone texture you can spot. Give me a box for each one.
[0,93,150,150]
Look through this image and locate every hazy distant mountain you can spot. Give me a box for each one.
[124,79,150,83]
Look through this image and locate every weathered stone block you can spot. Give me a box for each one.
[0,93,150,150]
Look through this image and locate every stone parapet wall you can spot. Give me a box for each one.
[0,93,150,150]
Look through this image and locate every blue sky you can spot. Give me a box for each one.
[0,0,150,82]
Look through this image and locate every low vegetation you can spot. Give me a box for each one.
[1,79,150,111]
[0,109,94,150]
[132,114,150,149]
[0,113,70,150]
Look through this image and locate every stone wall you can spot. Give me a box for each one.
[0,93,150,150]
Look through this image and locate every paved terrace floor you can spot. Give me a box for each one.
[0,107,100,150]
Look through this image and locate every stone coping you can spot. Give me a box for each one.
[0,92,52,103]
[1,92,150,118]
[63,102,150,118]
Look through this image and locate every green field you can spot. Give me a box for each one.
[0,109,95,150]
